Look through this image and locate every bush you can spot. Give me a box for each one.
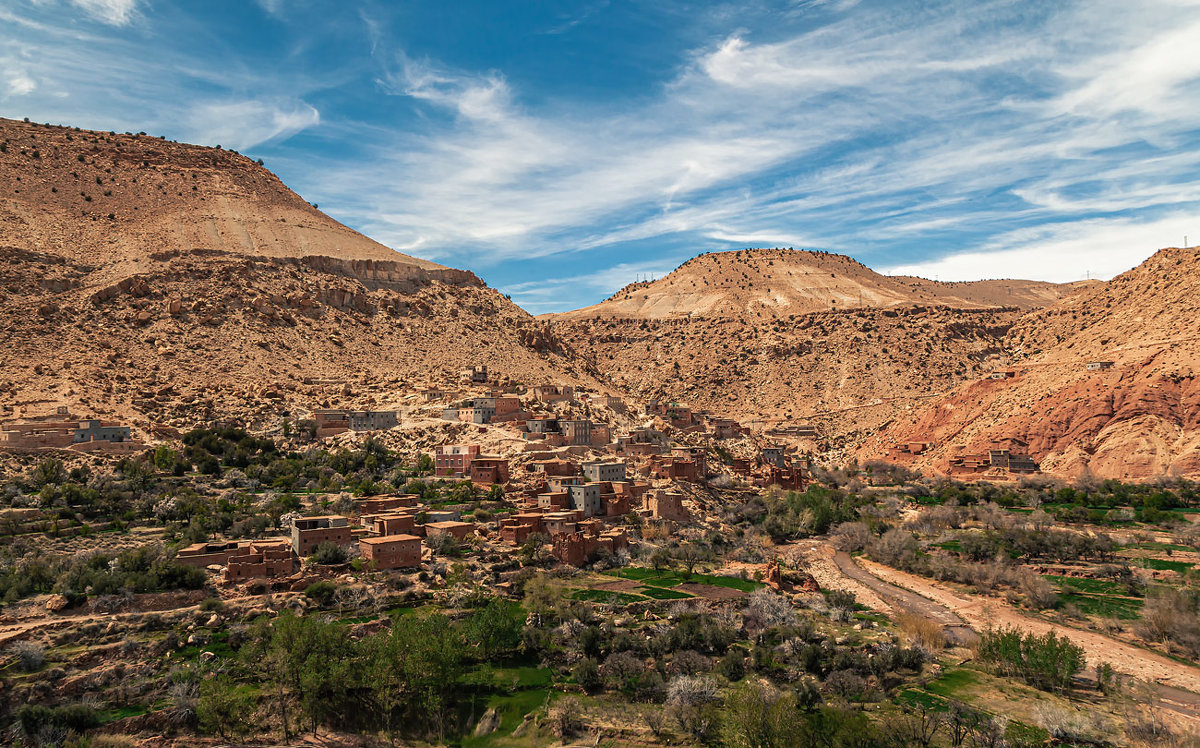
[10,640,45,671]
[977,626,1084,692]
[16,703,100,737]
[304,581,338,607]
[573,657,602,693]
[1136,587,1200,656]
[309,541,348,565]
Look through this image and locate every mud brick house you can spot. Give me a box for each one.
[314,409,398,436]
[649,455,699,482]
[542,510,584,535]
[176,540,247,569]
[469,456,510,484]
[224,540,295,582]
[435,444,481,477]
[761,464,806,491]
[646,401,694,428]
[552,526,629,566]
[591,395,625,412]
[538,491,571,510]
[560,420,593,446]
[291,515,352,556]
[1086,361,1115,371]
[568,483,604,517]
[424,520,475,541]
[672,447,707,476]
[532,384,574,402]
[356,495,417,514]
[762,446,788,469]
[460,365,489,383]
[370,514,415,536]
[582,460,627,483]
[525,417,560,434]
[950,438,1039,474]
[443,400,497,424]
[529,458,575,476]
[360,534,422,570]
[499,513,545,545]
[0,408,136,451]
[643,490,690,522]
[988,369,1017,380]
[711,419,742,439]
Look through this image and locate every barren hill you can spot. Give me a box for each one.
[549,249,1082,459]
[547,248,1082,321]
[861,247,1200,479]
[0,118,597,435]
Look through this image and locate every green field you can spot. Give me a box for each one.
[1059,592,1143,619]
[604,567,764,592]
[1043,574,1130,595]
[1140,557,1194,573]
[570,589,644,604]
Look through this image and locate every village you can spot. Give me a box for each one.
[0,362,1053,591]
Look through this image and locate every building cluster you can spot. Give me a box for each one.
[313,409,399,437]
[950,438,1039,474]
[0,407,142,453]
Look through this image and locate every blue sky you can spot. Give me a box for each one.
[3,1,1200,313]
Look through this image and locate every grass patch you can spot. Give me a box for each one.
[1043,574,1130,595]
[97,704,150,725]
[606,567,763,592]
[459,688,555,747]
[1060,592,1142,619]
[924,667,981,698]
[570,589,644,604]
[1132,541,1191,552]
[1140,558,1194,573]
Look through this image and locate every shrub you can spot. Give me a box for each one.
[573,657,602,693]
[304,581,338,607]
[309,541,348,565]
[10,640,44,671]
[977,626,1084,692]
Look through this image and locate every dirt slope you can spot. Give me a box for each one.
[549,249,1082,461]
[862,247,1200,479]
[0,118,599,435]
[547,248,1084,321]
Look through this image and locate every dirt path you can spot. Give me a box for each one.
[850,556,1200,723]
[832,551,977,646]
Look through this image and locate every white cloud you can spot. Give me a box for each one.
[182,99,320,152]
[4,69,36,96]
[68,0,140,26]
[882,213,1196,283]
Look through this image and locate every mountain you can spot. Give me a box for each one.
[861,247,1200,479]
[0,117,595,435]
[547,248,1082,321]
[548,248,1084,458]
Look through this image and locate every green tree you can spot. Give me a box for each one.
[197,674,255,739]
[465,597,523,660]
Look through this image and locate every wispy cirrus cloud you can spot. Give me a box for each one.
[4,0,1200,311]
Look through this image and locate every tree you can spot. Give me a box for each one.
[719,680,801,748]
[465,598,522,660]
[675,542,711,575]
[197,674,255,739]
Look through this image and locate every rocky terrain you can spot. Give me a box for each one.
[0,118,601,435]
[550,248,1085,462]
[862,247,1200,479]
[547,248,1084,321]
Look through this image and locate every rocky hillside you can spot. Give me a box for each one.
[547,248,1083,321]
[0,118,597,435]
[549,249,1082,460]
[861,247,1200,479]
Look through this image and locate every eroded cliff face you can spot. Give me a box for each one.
[862,247,1200,480]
